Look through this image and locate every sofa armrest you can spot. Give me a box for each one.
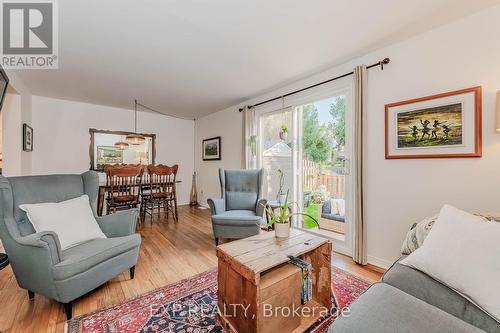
[207,198,225,215]
[15,231,62,265]
[256,199,268,217]
[96,208,139,237]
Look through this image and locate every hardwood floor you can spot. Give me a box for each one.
[0,206,383,333]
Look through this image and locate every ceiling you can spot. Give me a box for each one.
[12,0,500,118]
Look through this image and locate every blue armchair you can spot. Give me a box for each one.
[0,171,141,319]
[207,168,267,245]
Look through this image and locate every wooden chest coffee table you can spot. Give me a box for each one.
[216,229,332,333]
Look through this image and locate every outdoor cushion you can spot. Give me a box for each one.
[328,283,484,333]
[54,234,141,280]
[383,257,500,332]
[211,210,262,226]
[331,198,345,216]
[322,200,332,214]
[321,213,345,222]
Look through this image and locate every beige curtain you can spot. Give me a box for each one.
[243,106,257,169]
[352,65,367,265]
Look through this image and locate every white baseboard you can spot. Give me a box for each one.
[367,255,393,270]
[333,243,351,257]
[334,247,392,270]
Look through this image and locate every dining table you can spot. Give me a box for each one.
[97,179,182,216]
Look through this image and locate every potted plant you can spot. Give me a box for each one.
[276,169,286,204]
[265,190,320,238]
[305,186,329,229]
[279,125,288,141]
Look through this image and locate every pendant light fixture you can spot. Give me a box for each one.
[114,136,129,150]
[126,99,146,145]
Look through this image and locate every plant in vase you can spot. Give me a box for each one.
[276,169,286,204]
[279,125,289,141]
[265,190,320,238]
[304,186,330,229]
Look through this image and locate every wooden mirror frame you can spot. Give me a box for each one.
[89,128,156,171]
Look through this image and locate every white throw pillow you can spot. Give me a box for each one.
[329,198,340,215]
[330,198,345,216]
[337,199,345,216]
[19,195,106,250]
[400,205,500,322]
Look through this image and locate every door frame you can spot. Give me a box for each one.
[255,78,354,256]
[292,85,354,256]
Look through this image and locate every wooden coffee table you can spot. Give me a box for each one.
[216,229,332,333]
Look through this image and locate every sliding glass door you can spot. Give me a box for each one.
[257,86,353,254]
[295,91,352,253]
[259,108,294,203]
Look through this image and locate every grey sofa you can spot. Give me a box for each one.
[207,168,267,245]
[0,172,141,320]
[329,257,499,332]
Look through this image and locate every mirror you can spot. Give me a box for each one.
[89,129,156,171]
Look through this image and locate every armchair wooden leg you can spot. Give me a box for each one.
[130,266,135,279]
[63,302,72,320]
[28,290,34,300]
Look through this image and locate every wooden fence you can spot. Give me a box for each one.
[303,160,345,198]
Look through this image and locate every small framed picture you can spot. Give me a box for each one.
[202,136,221,161]
[23,124,33,152]
[385,86,482,159]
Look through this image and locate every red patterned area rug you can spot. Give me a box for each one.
[66,267,371,333]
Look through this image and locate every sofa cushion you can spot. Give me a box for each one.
[401,214,438,255]
[328,283,484,333]
[54,234,141,280]
[401,212,500,255]
[400,205,500,323]
[212,210,262,226]
[382,257,500,332]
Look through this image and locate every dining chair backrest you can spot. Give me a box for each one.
[104,164,144,201]
[147,164,178,196]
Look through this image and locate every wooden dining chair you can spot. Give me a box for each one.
[104,164,144,215]
[141,164,178,225]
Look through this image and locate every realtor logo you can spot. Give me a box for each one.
[1,0,58,69]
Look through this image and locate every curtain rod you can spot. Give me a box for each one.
[238,58,390,112]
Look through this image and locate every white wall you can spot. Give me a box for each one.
[1,70,33,176]
[196,5,500,268]
[1,89,22,176]
[195,109,244,203]
[32,96,195,204]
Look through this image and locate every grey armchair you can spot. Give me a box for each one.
[0,171,141,320]
[207,168,267,245]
